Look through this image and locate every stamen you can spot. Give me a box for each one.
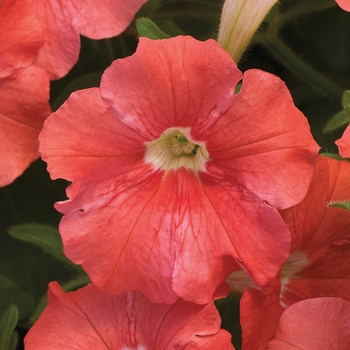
[144,127,209,173]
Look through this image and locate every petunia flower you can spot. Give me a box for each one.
[336,125,350,157]
[0,0,51,187]
[335,0,350,11]
[26,0,148,79]
[217,0,278,62]
[241,292,350,350]
[278,155,350,307]
[24,281,234,349]
[39,36,319,304]
[229,155,350,348]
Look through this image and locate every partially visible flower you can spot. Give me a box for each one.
[267,297,350,349]
[335,0,350,11]
[217,0,278,62]
[24,282,234,349]
[241,289,350,349]
[336,125,350,157]
[40,36,318,304]
[26,0,148,79]
[239,278,283,350]
[279,156,350,307]
[229,155,350,348]
[0,0,51,187]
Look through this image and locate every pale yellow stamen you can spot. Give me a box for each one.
[144,127,209,173]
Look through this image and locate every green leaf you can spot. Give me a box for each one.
[8,224,77,269]
[328,200,350,211]
[0,275,34,320]
[342,90,350,107]
[323,111,350,133]
[136,18,170,39]
[0,305,18,350]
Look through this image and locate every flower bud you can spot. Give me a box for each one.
[218,0,278,62]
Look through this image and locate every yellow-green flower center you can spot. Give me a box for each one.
[144,127,209,173]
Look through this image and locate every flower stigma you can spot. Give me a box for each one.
[144,127,210,173]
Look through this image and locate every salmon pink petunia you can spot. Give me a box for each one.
[336,125,350,157]
[241,292,350,350]
[278,156,350,307]
[26,0,148,79]
[39,36,319,304]
[24,282,234,349]
[0,0,51,187]
[230,155,350,348]
[335,0,350,11]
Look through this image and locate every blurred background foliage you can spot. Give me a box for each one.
[1,0,350,348]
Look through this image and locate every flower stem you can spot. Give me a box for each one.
[256,0,343,102]
[258,33,343,101]
[268,0,336,33]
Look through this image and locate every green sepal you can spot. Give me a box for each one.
[8,224,78,269]
[323,90,350,133]
[0,305,18,350]
[342,90,350,107]
[323,111,350,133]
[328,200,350,211]
[136,18,170,39]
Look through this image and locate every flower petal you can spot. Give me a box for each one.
[280,156,350,306]
[101,36,243,139]
[240,279,283,350]
[335,0,350,11]
[336,124,350,157]
[0,66,50,186]
[65,0,148,39]
[24,282,233,349]
[0,0,43,78]
[267,297,350,349]
[207,69,319,210]
[27,0,80,80]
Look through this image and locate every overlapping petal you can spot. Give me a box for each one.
[26,0,147,79]
[240,280,283,350]
[24,282,233,349]
[65,0,148,39]
[26,0,80,80]
[40,36,318,304]
[335,124,350,157]
[279,156,350,306]
[0,0,43,78]
[267,297,350,349]
[0,66,50,186]
[232,155,350,348]
[0,0,51,186]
